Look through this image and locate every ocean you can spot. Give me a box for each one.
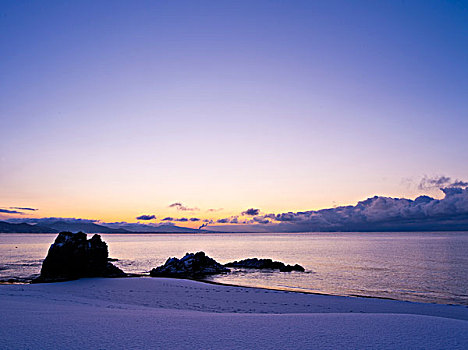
[1,232,467,305]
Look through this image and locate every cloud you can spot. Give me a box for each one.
[241,185,468,232]
[10,207,38,211]
[253,217,270,224]
[162,216,196,222]
[207,208,223,212]
[263,213,277,219]
[241,208,260,216]
[0,208,23,214]
[216,216,239,224]
[418,175,468,190]
[169,202,199,211]
[136,214,156,220]
[451,180,468,187]
[169,202,183,209]
[273,212,301,222]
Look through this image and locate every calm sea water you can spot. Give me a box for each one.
[1,232,467,305]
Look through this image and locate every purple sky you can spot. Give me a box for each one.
[1,1,467,225]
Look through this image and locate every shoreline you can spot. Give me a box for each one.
[1,274,467,308]
[199,278,411,303]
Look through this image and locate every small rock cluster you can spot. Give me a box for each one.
[225,258,305,272]
[33,232,306,283]
[150,252,230,278]
[33,231,125,283]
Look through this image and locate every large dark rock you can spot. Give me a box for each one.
[225,258,305,272]
[33,231,125,283]
[150,252,230,278]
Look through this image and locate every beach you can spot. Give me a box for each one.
[1,278,467,349]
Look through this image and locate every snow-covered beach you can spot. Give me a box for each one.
[1,278,467,349]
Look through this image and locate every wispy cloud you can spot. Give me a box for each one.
[168,202,199,211]
[0,208,23,214]
[418,175,468,190]
[207,208,223,212]
[10,207,38,211]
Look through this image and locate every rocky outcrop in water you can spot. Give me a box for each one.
[225,258,305,272]
[33,231,125,283]
[150,252,230,278]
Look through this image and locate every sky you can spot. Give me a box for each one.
[1,0,467,229]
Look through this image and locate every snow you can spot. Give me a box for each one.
[0,278,467,349]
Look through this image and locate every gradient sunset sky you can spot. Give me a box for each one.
[1,1,467,226]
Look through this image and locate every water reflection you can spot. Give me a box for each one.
[0,232,467,305]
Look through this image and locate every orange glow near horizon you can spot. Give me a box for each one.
[0,184,448,228]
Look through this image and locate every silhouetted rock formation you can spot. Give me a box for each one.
[225,258,305,272]
[150,252,230,278]
[33,231,125,283]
